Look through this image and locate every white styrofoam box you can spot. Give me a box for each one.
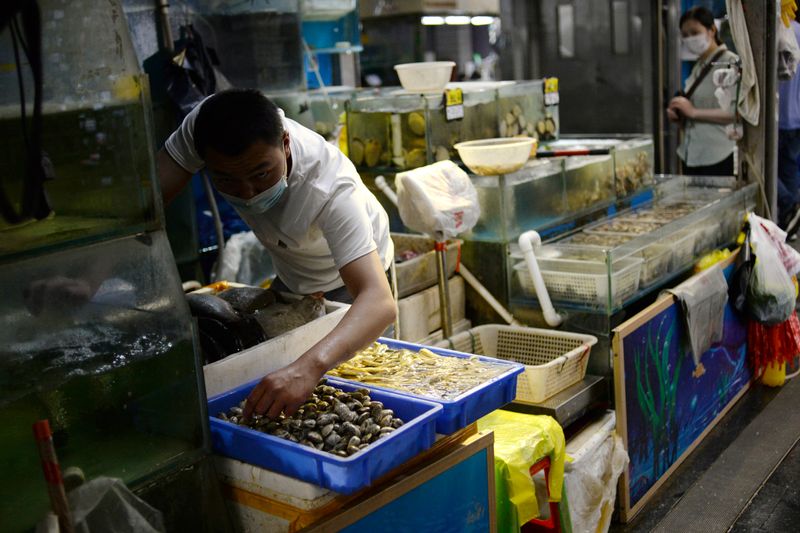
[215,456,335,506]
[565,410,616,468]
[415,319,472,346]
[397,275,465,342]
[203,299,349,398]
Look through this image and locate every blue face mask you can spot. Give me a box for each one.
[219,166,288,215]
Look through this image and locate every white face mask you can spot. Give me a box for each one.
[682,34,710,58]
[219,156,289,215]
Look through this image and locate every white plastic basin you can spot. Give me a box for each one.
[394,62,456,93]
[453,137,537,176]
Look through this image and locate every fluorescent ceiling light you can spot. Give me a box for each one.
[421,16,445,25]
[471,16,494,26]
[445,15,471,25]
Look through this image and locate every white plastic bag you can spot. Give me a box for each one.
[68,477,165,533]
[395,160,480,241]
[215,231,275,286]
[564,433,628,533]
[747,214,798,325]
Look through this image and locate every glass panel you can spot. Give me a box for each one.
[0,232,204,531]
[190,0,304,91]
[612,1,630,55]
[557,5,575,58]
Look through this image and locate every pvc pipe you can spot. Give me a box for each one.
[458,264,521,326]
[374,175,398,206]
[518,230,563,327]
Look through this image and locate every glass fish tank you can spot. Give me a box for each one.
[496,80,558,141]
[0,233,206,531]
[563,155,615,213]
[467,158,566,242]
[0,0,158,261]
[345,80,556,172]
[0,1,209,529]
[307,86,358,141]
[542,136,654,198]
[190,0,305,91]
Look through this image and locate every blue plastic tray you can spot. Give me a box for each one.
[208,377,442,494]
[336,338,525,435]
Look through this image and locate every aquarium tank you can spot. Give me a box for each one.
[0,1,210,530]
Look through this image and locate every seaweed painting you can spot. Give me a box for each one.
[619,292,751,515]
[632,314,681,483]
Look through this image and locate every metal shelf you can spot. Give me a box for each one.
[502,375,607,428]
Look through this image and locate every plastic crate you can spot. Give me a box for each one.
[334,338,524,435]
[514,256,643,308]
[208,377,442,494]
[434,325,598,404]
[392,233,461,299]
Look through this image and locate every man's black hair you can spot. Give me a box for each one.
[194,89,284,158]
[679,6,722,45]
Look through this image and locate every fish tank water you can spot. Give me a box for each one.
[0,1,208,529]
[0,233,205,531]
[0,1,159,262]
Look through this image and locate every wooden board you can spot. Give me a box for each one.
[612,252,752,522]
[300,431,496,532]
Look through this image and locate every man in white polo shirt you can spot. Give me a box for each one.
[157,89,396,420]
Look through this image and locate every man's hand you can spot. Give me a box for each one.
[243,355,324,420]
[668,96,696,120]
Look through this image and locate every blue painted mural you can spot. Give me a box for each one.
[622,300,750,508]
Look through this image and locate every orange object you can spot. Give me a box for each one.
[204,281,231,293]
[33,420,74,533]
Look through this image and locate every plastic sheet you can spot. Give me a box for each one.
[215,231,275,287]
[395,161,480,240]
[564,434,628,533]
[66,477,165,533]
[477,411,565,532]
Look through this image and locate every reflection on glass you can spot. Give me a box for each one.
[612,1,631,55]
[558,4,575,58]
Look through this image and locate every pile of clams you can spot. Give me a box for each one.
[216,379,404,457]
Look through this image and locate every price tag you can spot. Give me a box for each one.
[544,77,560,106]
[444,88,464,121]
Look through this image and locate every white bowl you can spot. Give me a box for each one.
[453,137,537,176]
[394,62,456,93]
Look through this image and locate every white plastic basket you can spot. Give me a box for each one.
[435,325,598,403]
[514,256,643,308]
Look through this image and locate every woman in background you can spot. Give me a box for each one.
[667,6,739,176]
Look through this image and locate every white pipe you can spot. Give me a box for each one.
[518,230,563,327]
[375,175,398,205]
[458,264,521,326]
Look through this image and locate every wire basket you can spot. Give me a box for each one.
[435,325,598,403]
[514,256,643,308]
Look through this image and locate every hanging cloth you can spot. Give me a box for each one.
[726,0,761,125]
